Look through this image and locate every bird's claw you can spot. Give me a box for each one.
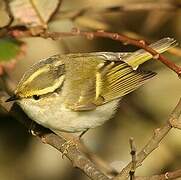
[28,121,37,136]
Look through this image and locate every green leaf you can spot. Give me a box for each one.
[0,37,24,62]
[0,37,26,75]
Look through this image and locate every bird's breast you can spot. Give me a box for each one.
[18,95,120,132]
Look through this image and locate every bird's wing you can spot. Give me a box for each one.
[63,37,177,111]
[64,54,156,111]
[94,60,156,105]
[62,55,100,111]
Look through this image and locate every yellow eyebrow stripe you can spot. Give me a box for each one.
[30,75,65,96]
[20,75,65,97]
[22,66,49,86]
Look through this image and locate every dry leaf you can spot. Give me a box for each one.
[0,0,11,28]
[10,0,60,28]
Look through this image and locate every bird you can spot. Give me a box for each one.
[6,38,177,135]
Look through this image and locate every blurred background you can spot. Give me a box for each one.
[0,0,181,179]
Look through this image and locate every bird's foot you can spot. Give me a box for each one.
[79,129,89,140]
[28,121,37,136]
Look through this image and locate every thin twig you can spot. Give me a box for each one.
[114,98,181,180]
[123,31,181,57]
[129,137,137,180]
[169,117,181,130]
[8,29,181,77]
[135,169,181,180]
[42,133,109,180]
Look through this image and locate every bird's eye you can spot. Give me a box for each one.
[33,95,40,100]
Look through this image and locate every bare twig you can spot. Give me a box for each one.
[0,92,110,180]
[8,29,181,77]
[169,117,181,130]
[123,31,181,57]
[42,133,109,180]
[114,98,181,180]
[129,137,137,180]
[135,169,181,180]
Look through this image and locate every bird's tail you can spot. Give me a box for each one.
[124,38,178,68]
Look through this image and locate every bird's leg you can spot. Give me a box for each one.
[79,129,89,140]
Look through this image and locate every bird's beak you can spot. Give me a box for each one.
[5,94,19,102]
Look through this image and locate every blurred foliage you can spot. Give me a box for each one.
[0,37,26,75]
[0,0,181,180]
[0,37,23,62]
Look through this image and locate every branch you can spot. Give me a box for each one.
[41,133,110,180]
[8,29,181,78]
[0,92,110,180]
[129,137,137,180]
[135,169,181,180]
[123,31,181,57]
[114,98,181,180]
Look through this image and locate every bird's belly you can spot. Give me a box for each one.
[18,99,119,132]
